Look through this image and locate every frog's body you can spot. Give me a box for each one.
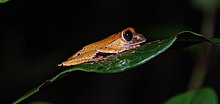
[59,27,146,66]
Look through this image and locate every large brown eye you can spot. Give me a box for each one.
[123,30,133,41]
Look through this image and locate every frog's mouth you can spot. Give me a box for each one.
[132,39,146,45]
[126,38,146,47]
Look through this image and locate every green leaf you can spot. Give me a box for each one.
[172,31,219,49]
[210,38,220,44]
[192,0,220,9]
[0,0,8,3]
[72,37,176,73]
[165,87,218,104]
[12,31,220,104]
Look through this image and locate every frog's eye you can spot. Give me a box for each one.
[122,30,133,41]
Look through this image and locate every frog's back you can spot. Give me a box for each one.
[69,33,120,58]
[82,33,120,51]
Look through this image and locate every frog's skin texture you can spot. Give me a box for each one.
[59,27,146,66]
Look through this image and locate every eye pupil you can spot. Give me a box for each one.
[123,30,133,41]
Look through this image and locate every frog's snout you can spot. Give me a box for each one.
[136,33,146,42]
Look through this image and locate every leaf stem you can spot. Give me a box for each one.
[12,69,74,104]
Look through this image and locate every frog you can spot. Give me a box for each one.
[58,27,146,66]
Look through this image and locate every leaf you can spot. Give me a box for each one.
[12,31,220,104]
[72,37,176,73]
[165,87,218,104]
[210,38,220,44]
[171,31,219,49]
[192,0,220,9]
[0,0,8,3]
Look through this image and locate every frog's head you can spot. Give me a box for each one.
[121,27,146,46]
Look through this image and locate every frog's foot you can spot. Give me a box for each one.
[128,44,140,50]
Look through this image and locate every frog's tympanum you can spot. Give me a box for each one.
[59,27,146,66]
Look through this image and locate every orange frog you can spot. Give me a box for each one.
[59,27,146,66]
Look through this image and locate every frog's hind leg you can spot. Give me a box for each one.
[59,50,99,66]
[67,48,88,60]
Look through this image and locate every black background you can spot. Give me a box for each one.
[0,0,220,104]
